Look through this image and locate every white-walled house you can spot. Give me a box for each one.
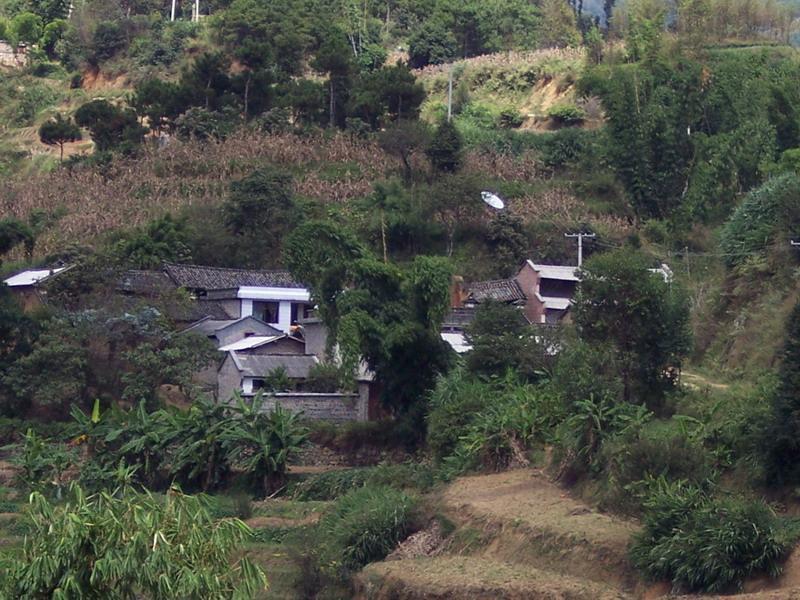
[161,263,313,333]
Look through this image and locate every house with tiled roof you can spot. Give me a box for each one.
[119,263,313,333]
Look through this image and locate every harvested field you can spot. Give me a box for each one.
[358,555,631,600]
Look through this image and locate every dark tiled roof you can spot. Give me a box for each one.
[182,315,283,337]
[164,263,300,290]
[466,279,526,303]
[232,353,318,378]
[117,270,175,296]
[172,299,234,322]
[442,308,477,330]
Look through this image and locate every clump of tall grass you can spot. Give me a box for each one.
[630,479,793,593]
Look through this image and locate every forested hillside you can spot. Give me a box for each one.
[4,0,800,597]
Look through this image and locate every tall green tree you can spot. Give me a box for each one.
[426,119,463,173]
[39,114,82,162]
[574,249,691,406]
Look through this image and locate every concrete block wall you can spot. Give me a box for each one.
[261,392,367,423]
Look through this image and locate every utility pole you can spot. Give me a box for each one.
[447,67,453,122]
[792,240,800,248]
[171,0,176,21]
[565,232,596,267]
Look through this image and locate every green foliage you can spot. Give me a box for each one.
[114,214,192,268]
[486,212,527,277]
[719,173,800,269]
[465,300,551,382]
[426,119,463,173]
[224,396,309,495]
[92,20,128,62]
[263,366,293,392]
[426,368,489,461]
[3,483,268,598]
[11,428,75,498]
[10,11,42,44]
[408,19,457,68]
[223,166,297,267]
[293,463,434,500]
[574,249,691,406]
[304,362,345,393]
[764,302,800,485]
[547,103,586,125]
[319,484,416,571]
[630,481,791,593]
[74,99,145,154]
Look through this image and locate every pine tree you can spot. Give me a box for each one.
[765,302,800,485]
[425,119,463,173]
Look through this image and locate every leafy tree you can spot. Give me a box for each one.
[585,25,604,65]
[10,12,42,44]
[2,316,91,415]
[764,302,800,485]
[0,217,35,259]
[378,119,430,183]
[132,79,186,134]
[92,20,127,62]
[74,99,145,153]
[538,0,581,47]
[574,249,691,406]
[31,0,70,22]
[0,285,37,414]
[348,63,425,128]
[174,106,239,141]
[38,113,81,162]
[312,28,354,127]
[115,213,192,268]
[3,483,268,598]
[487,212,528,277]
[279,79,326,125]
[40,18,67,58]
[408,18,457,68]
[426,118,463,173]
[465,301,549,381]
[223,167,297,268]
[179,51,232,111]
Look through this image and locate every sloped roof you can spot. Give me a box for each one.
[117,270,175,296]
[441,332,471,354]
[442,308,476,330]
[183,315,283,337]
[219,335,286,351]
[164,263,300,290]
[466,279,526,303]
[541,296,571,311]
[230,353,318,378]
[527,261,579,282]
[4,266,69,287]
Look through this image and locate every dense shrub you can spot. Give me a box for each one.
[547,103,586,125]
[426,369,488,461]
[719,173,800,268]
[630,481,792,593]
[319,485,417,571]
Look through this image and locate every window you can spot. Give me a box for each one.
[252,379,265,391]
[244,331,256,338]
[291,302,313,324]
[253,301,279,323]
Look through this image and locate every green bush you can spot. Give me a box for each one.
[630,481,792,593]
[547,103,586,125]
[426,369,488,462]
[319,485,416,571]
[719,173,800,268]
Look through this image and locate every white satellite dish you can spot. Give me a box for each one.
[481,191,505,210]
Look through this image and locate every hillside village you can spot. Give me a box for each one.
[5,0,800,597]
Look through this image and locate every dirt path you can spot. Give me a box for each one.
[682,370,731,391]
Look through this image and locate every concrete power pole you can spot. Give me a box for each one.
[565,232,596,267]
[171,0,176,21]
[447,67,453,122]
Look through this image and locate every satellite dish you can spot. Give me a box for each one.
[481,191,505,210]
